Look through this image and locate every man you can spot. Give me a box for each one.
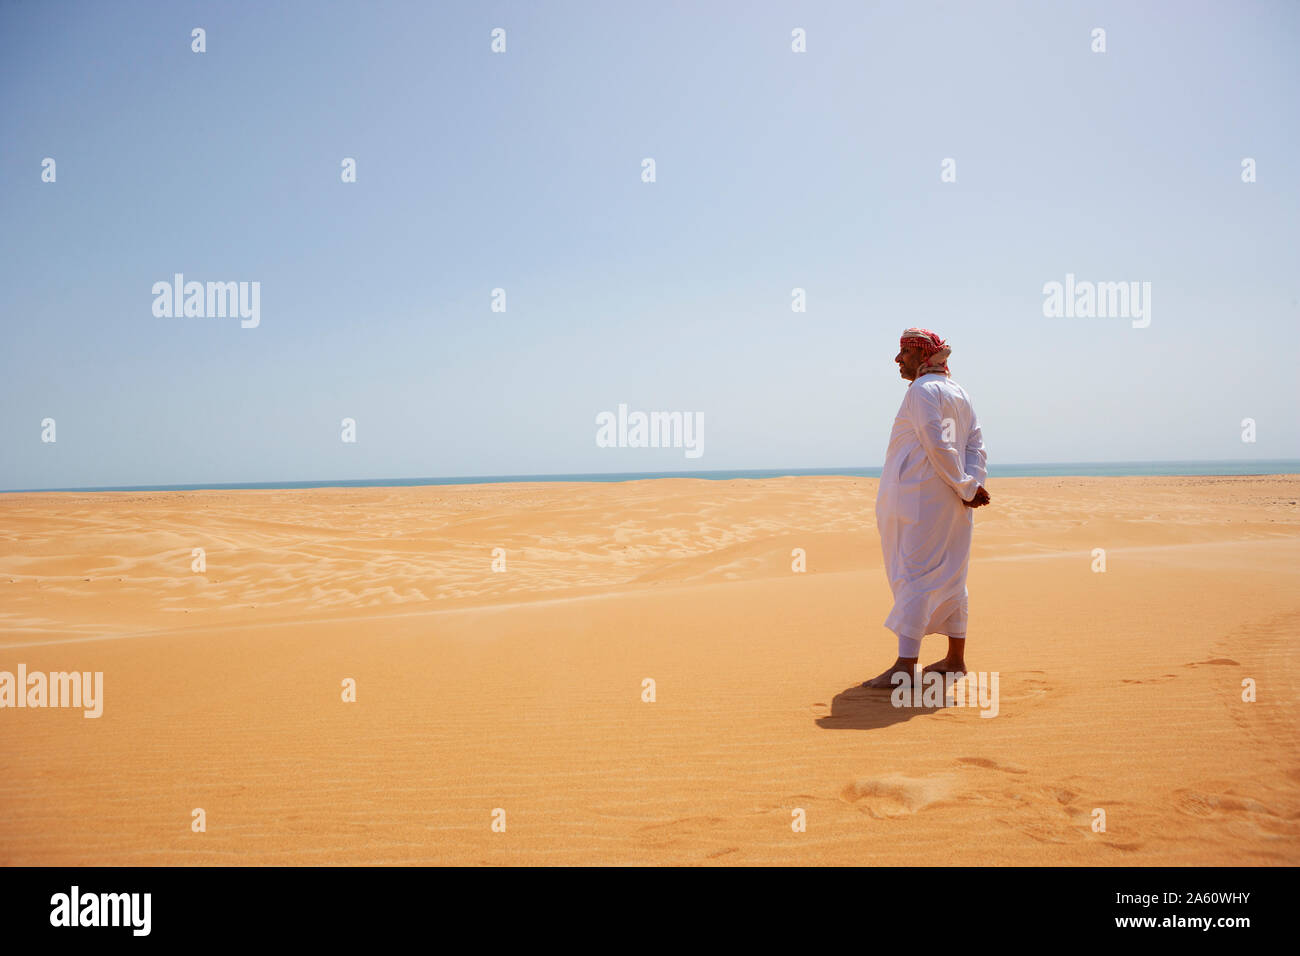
[863,328,989,689]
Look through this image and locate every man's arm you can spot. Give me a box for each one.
[904,383,981,502]
[963,416,988,507]
[964,419,987,487]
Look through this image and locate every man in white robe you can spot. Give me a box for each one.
[863,328,989,689]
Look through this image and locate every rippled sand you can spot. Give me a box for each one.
[1,475,1296,864]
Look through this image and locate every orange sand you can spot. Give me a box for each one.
[1,475,1297,865]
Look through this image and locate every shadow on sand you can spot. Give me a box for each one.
[813,681,949,730]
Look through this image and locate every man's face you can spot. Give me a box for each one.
[895,344,924,381]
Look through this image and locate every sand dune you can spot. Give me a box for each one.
[1,475,1297,864]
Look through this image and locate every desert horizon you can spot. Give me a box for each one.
[5,456,1300,495]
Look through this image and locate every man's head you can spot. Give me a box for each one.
[895,328,951,381]
[894,343,926,380]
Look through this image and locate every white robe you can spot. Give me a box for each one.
[875,372,987,640]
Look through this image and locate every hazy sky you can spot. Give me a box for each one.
[2,0,1297,489]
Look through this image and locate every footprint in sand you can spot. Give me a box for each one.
[1124,660,1239,684]
[1172,788,1272,819]
[1121,674,1179,684]
[956,756,1029,775]
[746,795,818,815]
[996,673,1051,704]
[840,774,948,817]
[638,815,726,832]
[1012,820,1072,845]
[991,786,1113,847]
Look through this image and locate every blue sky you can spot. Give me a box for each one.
[2,0,1297,489]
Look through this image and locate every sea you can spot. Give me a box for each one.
[5,460,1299,493]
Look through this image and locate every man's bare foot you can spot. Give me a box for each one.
[861,658,919,689]
[922,657,967,675]
[924,638,967,676]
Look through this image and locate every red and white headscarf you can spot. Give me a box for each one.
[900,327,951,377]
